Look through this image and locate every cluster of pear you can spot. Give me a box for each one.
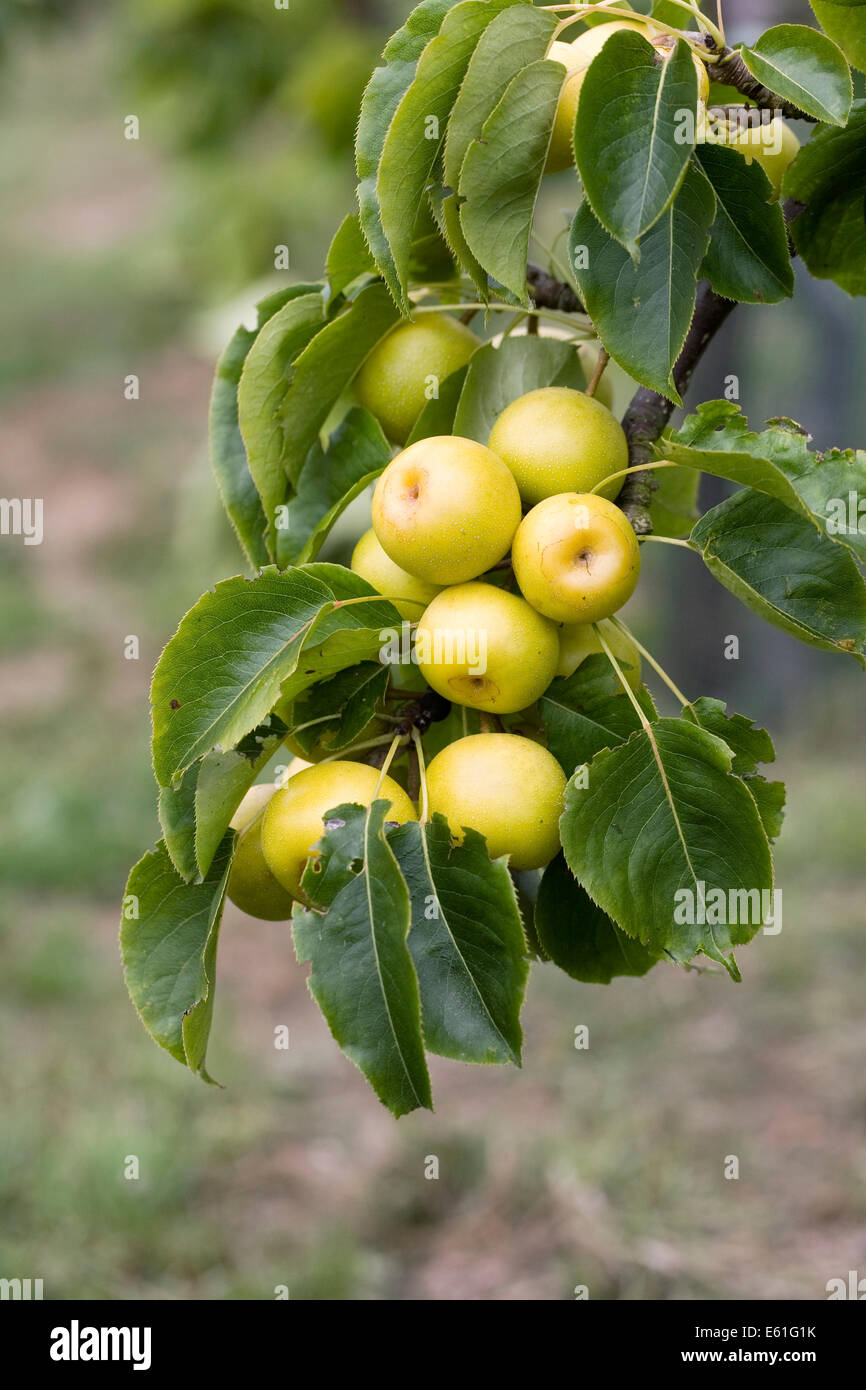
[545,20,799,196]
[227,322,649,921]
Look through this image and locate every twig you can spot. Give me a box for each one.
[618,281,737,533]
[700,37,817,122]
[527,262,584,314]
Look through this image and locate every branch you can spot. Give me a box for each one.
[617,284,736,533]
[700,38,817,123]
[527,262,584,313]
[617,198,803,534]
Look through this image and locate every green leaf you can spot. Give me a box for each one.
[811,1,866,73]
[682,697,775,776]
[406,363,469,443]
[538,654,657,777]
[745,776,787,844]
[663,400,866,563]
[283,662,388,758]
[458,58,564,302]
[648,463,701,538]
[274,564,401,706]
[681,699,785,843]
[696,144,794,304]
[209,325,270,570]
[689,488,866,662]
[121,835,232,1082]
[237,290,327,539]
[326,214,376,299]
[377,0,517,309]
[576,31,699,257]
[276,407,390,567]
[536,853,661,983]
[560,718,774,978]
[292,801,432,1117]
[389,816,528,1065]
[452,334,585,442]
[356,0,460,304]
[785,101,866,297]
[151,566,399,787]
[277,282,400,488]
[570,163,716,402]
[739,24,852,125]
[440,3,558,294]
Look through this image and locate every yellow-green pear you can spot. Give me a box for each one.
[426,733,567,870]
[415,582,559,714]
[371,435,521,585]
[351,527,442,621]
[512,492,641,624]
[261,760,416,900]
[558,617,642,689]
[354,313,479,444]
[721,113,800,197]
[488,386,628,505]
[226,783,297,921]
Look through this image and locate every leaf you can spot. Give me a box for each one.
[326,214,376,298]
[739,23,852,125]
[785,101,866,297]
[682,697,775,776]
[535,853,661,983]
[538,654,657,777]
[159,723,285,882]
[276,407,390,567]
[151,566,400,787]
[208,325,270,570]
[745,776,787,844]
[376,0,517,309]
[406,363,469,442]
[648,463,701,538]
[576,31,699,257]
[120,835,232,1082]
[440,2,558,294]
[237,290,327,538]
[292,801,432,1117]
[274,564,402,706]
[811,1,866,73]
[356,0,459,301]
[696,144,795,304]
[277,282,400,488]
[389,816,528,1065]
[559,718,774,978]
[663,400,866,563]
[689,488,866,662]
[458,58,564,302]
[570,163,716,402]
[283,662,389,758]
[452,334,585,442]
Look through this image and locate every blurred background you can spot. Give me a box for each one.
[0,0,863,1300]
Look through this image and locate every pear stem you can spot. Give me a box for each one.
[584,347,610,399]
[589,459,682,495]
[591,624,653,732]
[374,733,405,796]
[638,535,693,549]
[412,729,429,824]
[318,734,398,765]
